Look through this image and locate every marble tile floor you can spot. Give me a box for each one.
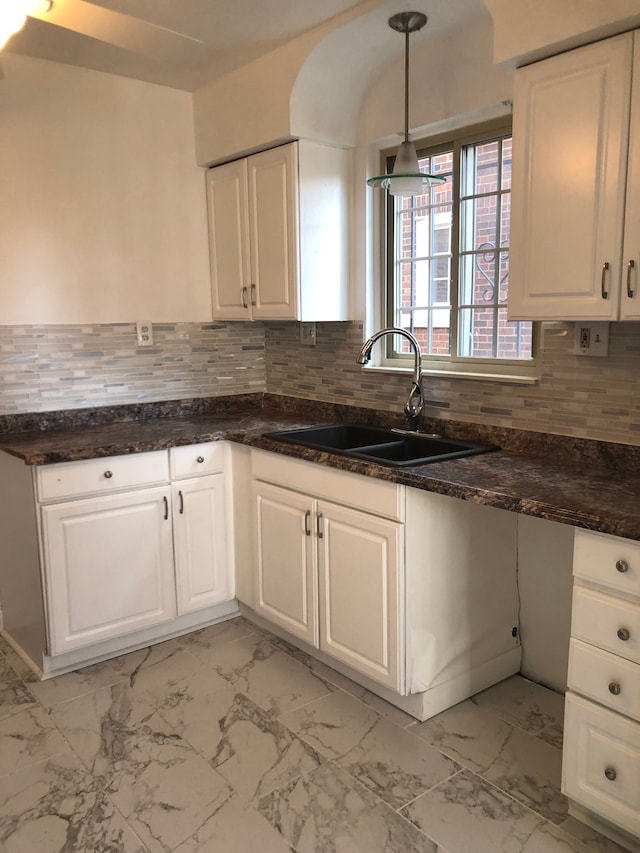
[0,619,631,853]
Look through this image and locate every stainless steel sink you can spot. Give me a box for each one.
[263,424,496,467]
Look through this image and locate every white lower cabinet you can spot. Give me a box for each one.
[317,501,402,690]
[564,529,640,848]
[172,474,231,615]
[249,450,521,719]
[0,443,236,677]
[41,487,176,655]
[253,479,402,690]
[254,481,317,646]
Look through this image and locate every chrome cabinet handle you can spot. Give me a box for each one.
[250,284,257,306]
[617,627,630,641]
[604,767,617,781]
[609,682,621,695]
[241,286,249,308]
[179,490,184,515]
[627,259,635,298]
[616,559,629,573]
[601,261,610,299]
[104,470,113,479]
[316,512,324,539]
[197,456,204,464]
[163,496,169,520]
[304,510,311,537]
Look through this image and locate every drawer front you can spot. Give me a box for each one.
[170,442,226,479]
[572,585,640,665]
[563,692,640,838]
[574,529,640,599]
[568,639,640,723]
[37,450,169,502]
[251,449,403,521]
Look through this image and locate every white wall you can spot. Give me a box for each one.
[0,54,212,325]
[484,0,640,66]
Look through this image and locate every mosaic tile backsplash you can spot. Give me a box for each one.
[1,319,640,445]
[264,321,640,446]
[0,322,265,414]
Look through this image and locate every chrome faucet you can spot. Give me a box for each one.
[356,327,424,431]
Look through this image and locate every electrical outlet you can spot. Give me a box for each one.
[299,322,316,347]
[573,322,609,357]
[136,321,153,347]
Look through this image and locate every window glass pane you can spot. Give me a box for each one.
[458,306,496,358]
[500,191,511,247]
[502,137,512,191]
[460,197,498,252]
[496,307,532,360]
[459,251,501,307]
[397,308,452,357]
[471,140,500,196]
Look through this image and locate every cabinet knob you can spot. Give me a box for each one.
[604,767,617,782]
[608,682,621,695]
[617,627,630,642]
[196,456,204,464]
[104,470,113,479]
[616,559,629,573]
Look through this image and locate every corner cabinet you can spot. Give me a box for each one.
[0,444,237,677]
[509,31,640,321]
[247,449,521,721]
[206,140,350,322]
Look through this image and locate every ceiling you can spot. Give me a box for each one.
[4,0,381,90]
[3,0,488,92]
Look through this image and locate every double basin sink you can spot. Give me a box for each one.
[263,424,496,468]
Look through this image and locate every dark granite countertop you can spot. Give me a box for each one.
[1,393,640,541]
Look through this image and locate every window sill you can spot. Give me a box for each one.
[363,363,540,385]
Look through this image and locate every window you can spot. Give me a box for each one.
[384,122,534,376]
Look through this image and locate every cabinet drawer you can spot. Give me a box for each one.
[170,442,225,479]
[572,586,640,665]
[574,529,640,599]
[37,450,169,502]
[568,639,640,723]
[563,692,640,838]
[251,449,403,521]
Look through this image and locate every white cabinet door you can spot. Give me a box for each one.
[509,34,632,320]
[248,144,299,320]
[317,500,403,692]
[41,487,175,655]
[172,474,232,615]
[253,481,317,645]
[622,31,640,320]
[206,158,251,320]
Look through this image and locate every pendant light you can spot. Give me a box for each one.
[367,11,445,197]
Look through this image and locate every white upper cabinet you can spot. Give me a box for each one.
[622,32,640,320]
[206,140,350,322]
[509,33,636,320]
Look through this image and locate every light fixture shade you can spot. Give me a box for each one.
[367,140,445,196]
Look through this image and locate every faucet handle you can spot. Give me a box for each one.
[404,381,424,431]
